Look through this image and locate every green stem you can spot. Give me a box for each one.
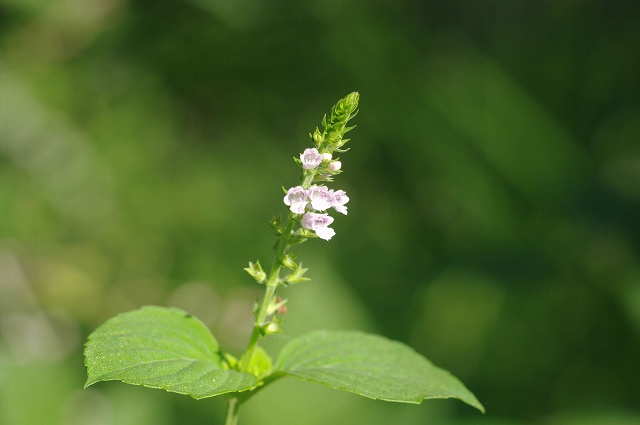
[302,170,316,188]
[240,215,296,372]
[231,169,317,422]
[225,397,241,425]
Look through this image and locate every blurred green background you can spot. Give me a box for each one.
[1,1,640,424]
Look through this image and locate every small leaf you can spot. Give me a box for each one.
[274,330,484,412]
[84,306,256,398]
[239,346,273,380]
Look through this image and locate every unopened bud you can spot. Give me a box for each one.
[328,161,342,172]
[312,128,324,145]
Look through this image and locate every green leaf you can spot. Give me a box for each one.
[239,346,273,380]
[84,306,256,398]
[274,330,484,412]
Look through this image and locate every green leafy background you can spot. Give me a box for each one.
[1,1,640,425]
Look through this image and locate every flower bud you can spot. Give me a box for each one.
[323,92,359,150]
[328,161,342,172]
[312,128,324,145]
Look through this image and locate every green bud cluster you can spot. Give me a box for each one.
[312,91,359,153]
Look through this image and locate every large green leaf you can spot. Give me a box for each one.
[274,330,484,412]
[84,306,256,398]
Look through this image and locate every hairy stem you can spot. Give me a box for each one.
[240,214,296,371]
[231,161,319,424]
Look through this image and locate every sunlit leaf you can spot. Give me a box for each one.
[84,306,256,398]
[275,330,484,412]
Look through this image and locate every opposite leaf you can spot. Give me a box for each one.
[275,330,484,412]
[85,306,256,398]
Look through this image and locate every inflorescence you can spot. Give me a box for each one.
[284,148,349,240]
[281,92,359,241]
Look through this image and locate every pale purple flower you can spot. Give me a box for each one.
[328,161,342,172]
[301,212,336,240]
[308,185,333,211]
[330,189,349,215]
[322,153,333,161]
[300,148,323,170]
[284,186,308,214]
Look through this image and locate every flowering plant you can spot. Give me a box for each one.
[83,93,484,424]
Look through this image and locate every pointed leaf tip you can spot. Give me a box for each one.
[275,330,484,412]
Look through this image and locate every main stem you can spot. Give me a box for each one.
[229,171,316,424]
[225,396,241,425]
[241,171,315,371]
[240,215,296,370]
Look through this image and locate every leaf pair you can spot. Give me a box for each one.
[84,306,483,412]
